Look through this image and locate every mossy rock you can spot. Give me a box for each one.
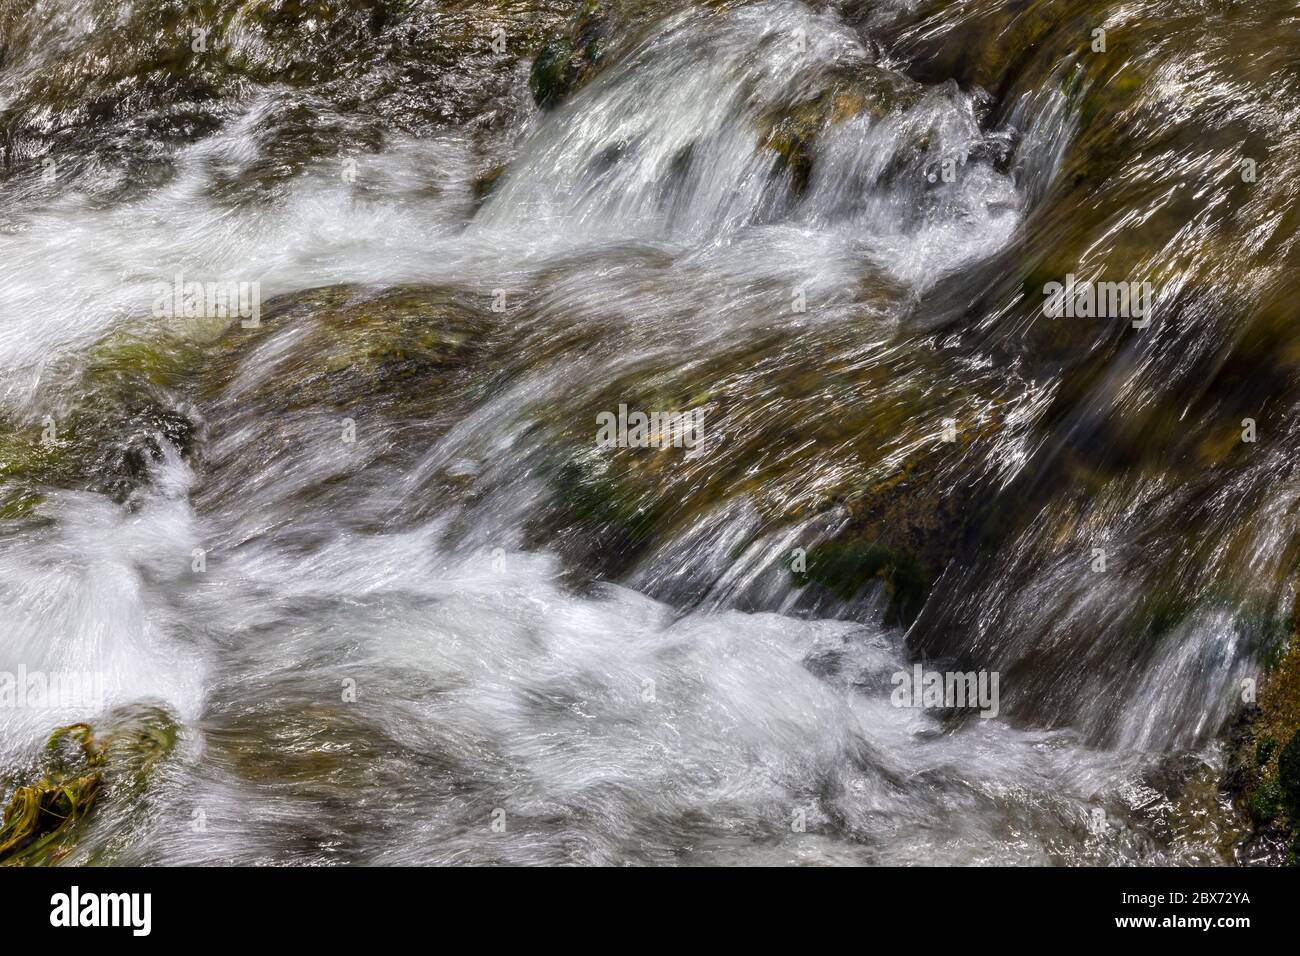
[0,326,210,512]
[792,539,928,625]
[529,0,613,109]
[4,282,492,521]
[1223,608,1300,861]
[523,321,1009,615]
[193,283,491,417]
[1248,778,1281,826]
[0,0,586,196]
[223,0,391,86]
[1279,729,1300,822]
[166,283,501,526]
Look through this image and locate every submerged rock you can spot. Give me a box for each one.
[521,318,1013,622]
[178,283,498,532]
[0,328,206,518]
[193,283,490,416]
[3,282,494,527]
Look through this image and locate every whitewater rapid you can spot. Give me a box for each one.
[0,0,1250,864]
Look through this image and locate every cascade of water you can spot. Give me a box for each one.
[3,0,1293,865]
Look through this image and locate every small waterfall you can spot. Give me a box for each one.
[475,1,1043,292]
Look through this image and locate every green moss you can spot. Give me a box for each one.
[530,37,577,108]
[542,448,660,575]
[0,427,73,488]
[1279,729,1300,821]
[1226,612,1300,860]
[0,487,45,522]
[1287,836,1300,867]
[793,538,929,625]
[1249,778,1281,825]
[528,0,611,109]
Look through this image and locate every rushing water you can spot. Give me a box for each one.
[4,0,1298,864]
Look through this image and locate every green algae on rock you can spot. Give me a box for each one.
[791,539,928,626]
[530,1,613,109]
[0,707,178,867]
[0,328,205,515]
[1217,591,1300,862]
[193,284,491,416]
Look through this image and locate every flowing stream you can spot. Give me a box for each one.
[3,0,1299,865]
